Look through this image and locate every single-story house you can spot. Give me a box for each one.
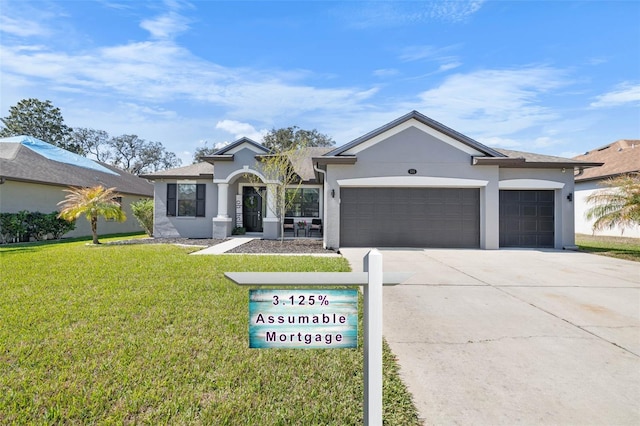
[572,139,640,238]
[0,135,154,239]
[142,111,601,249]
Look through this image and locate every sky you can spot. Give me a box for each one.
[1,0,639,166]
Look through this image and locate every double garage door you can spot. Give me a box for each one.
[339,188,555,248]
[340,188,480,248]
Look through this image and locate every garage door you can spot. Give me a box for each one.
[340,188,480,248]
[499,190,554,248]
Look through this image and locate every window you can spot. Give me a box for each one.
[167,183,206,217]
[285,188,319,217]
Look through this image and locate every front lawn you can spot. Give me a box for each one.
[575,233,640,262]
[0,239,420,425]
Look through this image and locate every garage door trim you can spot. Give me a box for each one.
[337,176,488,188]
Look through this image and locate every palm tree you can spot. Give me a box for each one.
[585,173,640,235]
[58,185,126,244]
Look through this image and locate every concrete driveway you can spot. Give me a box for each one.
[340,248,640,425]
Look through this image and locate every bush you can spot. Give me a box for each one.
[131,199,154,237]
[232,226,246,235]
[0,211,75,243]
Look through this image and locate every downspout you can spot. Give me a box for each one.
[574,167,585,178]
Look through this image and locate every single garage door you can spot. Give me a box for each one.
[499,190,554,248]
[340,188,480,248]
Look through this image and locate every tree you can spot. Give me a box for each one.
[262,126,334,151]
[109,134,181,175]
[72,127,111,161]
[193,143,219,164]
[248,145,309,242]
[585,173,640,235]
[57,185,126,244]
[131,198,154,236]
[0,98,79,153]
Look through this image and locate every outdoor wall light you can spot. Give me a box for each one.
[408,168,417,175]
[567,193,573,202]
[331,189,335,198]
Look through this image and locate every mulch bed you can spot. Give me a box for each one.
[108,237,333,254]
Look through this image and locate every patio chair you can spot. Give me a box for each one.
[309,218,323,236]
[283,218,295,236]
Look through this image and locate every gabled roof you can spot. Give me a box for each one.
[0,136,153,196]
[572,140,640,182]
[325,110,506,158]
[139,162,214,179]
[202,137,269,162]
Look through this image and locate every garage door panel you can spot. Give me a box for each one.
[500,190,554,248]
[340,188,479,248]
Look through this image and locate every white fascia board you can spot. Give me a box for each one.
[337,176,488,188]
[341,119,485,156]
[499,179,565,190]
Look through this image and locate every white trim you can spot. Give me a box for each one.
[499,179,565,190]
[342,119,485,156]
[214,168,277,184]
[177,179,196,184]
[337,176,489,188]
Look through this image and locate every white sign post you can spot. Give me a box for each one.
[225,249,411,426]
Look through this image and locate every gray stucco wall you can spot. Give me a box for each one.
[323,127,500,249]
[0,180,148,239]
[152,179,217,238]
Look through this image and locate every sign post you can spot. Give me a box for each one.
[225,249,412,426]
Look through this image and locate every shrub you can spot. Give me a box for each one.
[131,198,154,237]
[0,211,75,243]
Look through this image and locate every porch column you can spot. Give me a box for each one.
[212,182,232,239]
[265,184,277,218]
[262,183,279,240]
[217,183,229,217]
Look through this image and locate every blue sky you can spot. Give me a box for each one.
[1,0,639,165]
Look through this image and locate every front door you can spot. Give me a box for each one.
[243,187,265,232]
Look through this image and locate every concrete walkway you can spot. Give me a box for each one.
[190,237,255,254]
[340,248,640,425]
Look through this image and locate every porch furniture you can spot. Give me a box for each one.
[309,218,323,237]
[283,218,295,236]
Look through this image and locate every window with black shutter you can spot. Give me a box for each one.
[196,184,206,217]
[167,184,177,216]
[167,183,205,217]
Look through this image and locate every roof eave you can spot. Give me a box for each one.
[200,154,233,163]
[473,157,603,169]
[313,156,357,165]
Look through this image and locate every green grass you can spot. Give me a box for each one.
[575,233,640,262]
[0,238,421,425]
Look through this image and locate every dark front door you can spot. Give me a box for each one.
[499,190,554,248]
[243,187,264,232]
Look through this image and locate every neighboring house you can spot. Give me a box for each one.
[0,135,154,239]
[142,111,601,250]
[572,140,640,238]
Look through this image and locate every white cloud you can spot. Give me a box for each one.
[0,15,49,37]
[343,1,485,28]
[216,120,267,142]
[373,68,400,78]
[590,82,640,108]
[140,11,190,40]
[414,66,569,137]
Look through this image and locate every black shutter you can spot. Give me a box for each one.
[196,184,206,217]
[167,184,177,216]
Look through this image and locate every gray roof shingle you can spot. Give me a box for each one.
[0,139,153,196]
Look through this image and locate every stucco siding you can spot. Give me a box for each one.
[575,181,640,238]
[0,180,148,239]
[152,179,217,238]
